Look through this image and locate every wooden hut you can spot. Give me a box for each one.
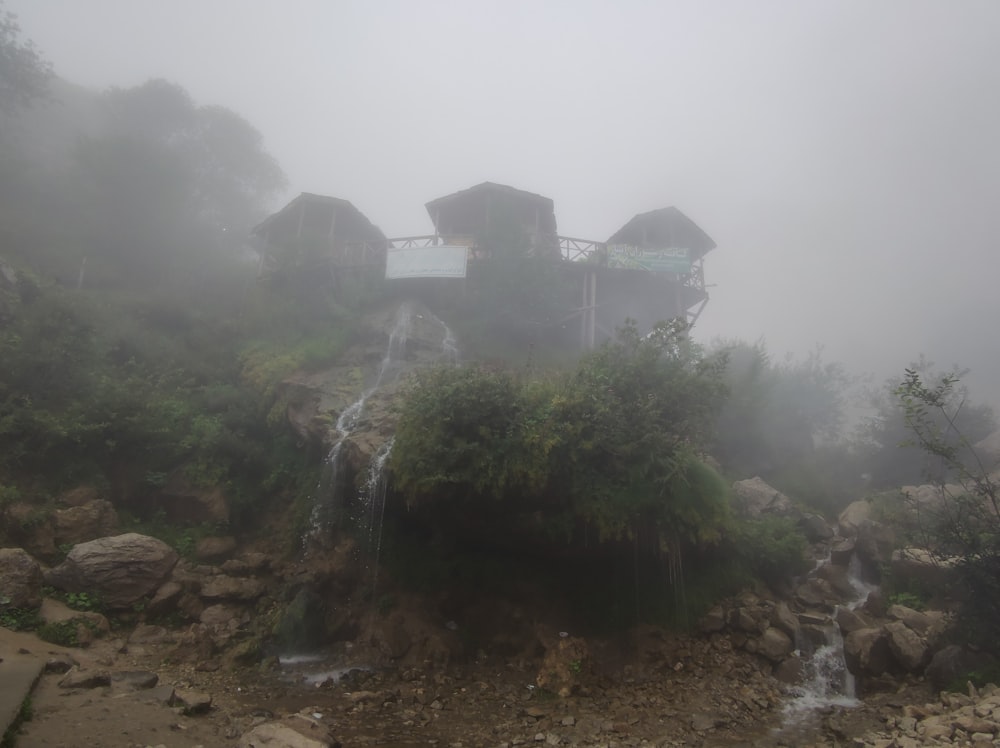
[252,193,386,269]
[425,182,558,257]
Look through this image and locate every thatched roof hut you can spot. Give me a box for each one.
[252,192,385,248]
[425,182,557,247]
[606,207,716,260]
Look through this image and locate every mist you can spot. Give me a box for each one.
[9,0,1000,403]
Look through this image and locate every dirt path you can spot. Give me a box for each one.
[3,626,916,748]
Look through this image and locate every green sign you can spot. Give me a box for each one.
[606,245,691,274]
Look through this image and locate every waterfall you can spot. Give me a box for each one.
[355,436,394,599]
[303,304,413,550]
[777,550,874,733]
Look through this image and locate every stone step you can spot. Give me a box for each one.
[0,628,45,739]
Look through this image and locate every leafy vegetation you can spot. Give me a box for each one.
[893,368,1000,651]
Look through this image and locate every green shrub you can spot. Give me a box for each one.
[732,515,810,586]
[0,606,43,631]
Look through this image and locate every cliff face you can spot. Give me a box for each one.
[277,299,458,477]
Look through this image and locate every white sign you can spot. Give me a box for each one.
[385,245,469,279]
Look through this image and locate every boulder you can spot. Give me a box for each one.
[890,547,959,594]
[146,580,184,617]
[199,575,265,602]
[925,645,994,692]
[44,533,179,608]
[829,536,856,566]
[238,715,337,748]
[2,502,57,559]
[57,486,102,507]
[770,601,800,640]
[732,477,796,517]
[39,597,110,637]
[756,627,794,662]
[536,634,589,697]
[886,604,936,636]
[844,627,892,677]
[155,475,230,525]
[52,500,118,547]
[194,536,238,563]
[885,620,929,672]
[838,500,872,537]
[798,513,834,542]
[221,552,271,576]
[700,605,726,633]
[0,547,43,610]
[58,667,111,689]
[794,578,839,611]
[835,607,871,635]
[854,520,895,582]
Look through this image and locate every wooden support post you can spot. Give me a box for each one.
[587,270,597,350]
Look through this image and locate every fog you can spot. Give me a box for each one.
[10,0,1000,404]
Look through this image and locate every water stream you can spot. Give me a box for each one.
[304,303,414,550]
[776,549,878,736]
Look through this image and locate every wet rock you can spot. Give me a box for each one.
[886,604,938,636]
[44,533,179,608]
[854,519,895,582]
[890,547,960,594]
[835,606,871,635]
[837,500,872,537]
[536,634,589,697]
[925,645,993,692]
[700,605,726,633]
[844,627,892,677]
[770,601,800,640]
[58,666,111,689]
[732,477,796,517]
[0,547,43,610]
[798,513,834,542]
[221,552,271,576]
[44,654,77,673]
[829,536,856,566]
[757,627,794,662]
[885,620,929,672]
[52,500,119,548]
[174,688,213,714]
[111,670,159,690]
[199,574,265,602]
[146,580,184,617]
[194,536,238,563]
[155,475,230,524]
[238,719,337,747]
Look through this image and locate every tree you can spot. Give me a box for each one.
[859,359,995,487]
[0,1,51,115]
[711,340,852,476]
[894,368,1000,650]
[68,79,286,284]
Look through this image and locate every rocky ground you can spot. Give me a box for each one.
[7,620,983,748]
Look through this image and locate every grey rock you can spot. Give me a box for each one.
[44,533,178,608]
[58,667,111,689]
[0,547,43,610]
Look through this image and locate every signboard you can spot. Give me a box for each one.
[385,245,468,279]
[606,245,691,274]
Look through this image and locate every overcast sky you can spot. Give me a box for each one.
[10,0,1000,405]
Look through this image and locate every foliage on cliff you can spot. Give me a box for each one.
[391,319,731,545]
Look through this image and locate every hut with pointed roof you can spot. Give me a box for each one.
[425,182,558,258]
[252,192,386,268]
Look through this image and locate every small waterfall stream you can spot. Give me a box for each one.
[776,550,878,736]
[304,303,413,550]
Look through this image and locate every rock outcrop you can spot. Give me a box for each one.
[45,533,179,608]
[0,547,43,610]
